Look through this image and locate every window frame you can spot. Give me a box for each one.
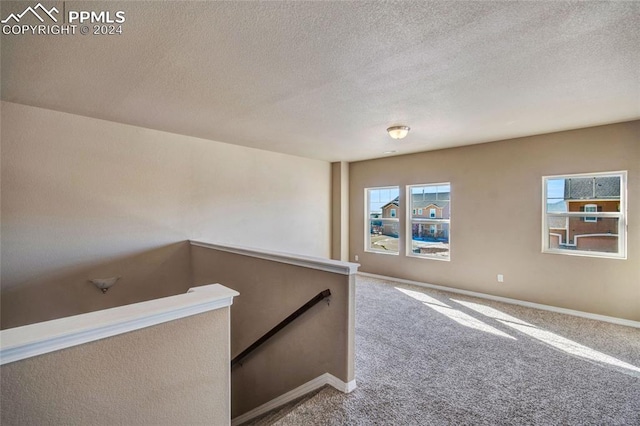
[365,186,400,256]
[542,171,627,259]
[406,182,451,261]
[583,204,597,223]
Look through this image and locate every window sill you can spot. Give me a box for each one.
[542,249,626,260]
[406,253,451,262]
[364,249,399,256]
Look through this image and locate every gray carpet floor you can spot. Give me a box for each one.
[268,276,640,425]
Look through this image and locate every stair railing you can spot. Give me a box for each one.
[231,289,331,369]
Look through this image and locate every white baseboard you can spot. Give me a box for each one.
[358,272,640,329]
[231,373,356,426]
[326,373,357,393]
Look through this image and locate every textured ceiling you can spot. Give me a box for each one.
[2,1,639,162]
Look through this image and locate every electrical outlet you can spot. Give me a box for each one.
[497,274,504,283]
[355,255,359,261]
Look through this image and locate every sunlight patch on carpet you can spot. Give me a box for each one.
[395,287,515,340]
[452,299,640,377]
[450,299,532,327]
[395,287,451,307]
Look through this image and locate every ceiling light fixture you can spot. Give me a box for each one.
[387,125,410,140]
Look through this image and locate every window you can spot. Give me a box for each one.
[543,171,626,259]
[583,204,597,223]
[365,186,400,254]
[407,183,450,260]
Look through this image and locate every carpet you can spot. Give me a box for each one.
[271,276,640,425]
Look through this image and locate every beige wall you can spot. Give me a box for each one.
[350,121,640,321]
[331,161,349,261]
[191,246,355,418]
[1,101,331,327]
[0,242,192,329]
[1,309,231,425]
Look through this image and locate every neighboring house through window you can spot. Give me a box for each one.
[407,183,451,260]
[543,171,626,259]
[365,186,400,255]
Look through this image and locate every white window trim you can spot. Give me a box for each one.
[430,208,436,218]
[365,186,400,256]
[542,171,627,259]
[584,204,597,223]
[406,183,451,261]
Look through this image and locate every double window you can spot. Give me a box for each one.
[365,183,451,260]
[543,171,626,259]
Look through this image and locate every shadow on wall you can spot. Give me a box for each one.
[0,242,193,330]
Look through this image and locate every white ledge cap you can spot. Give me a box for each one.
[0,284,239,365]
[190,240,360,275]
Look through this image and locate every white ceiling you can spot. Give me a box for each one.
[2,1,639,162]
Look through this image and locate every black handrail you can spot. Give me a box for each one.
[231,289,331,369]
